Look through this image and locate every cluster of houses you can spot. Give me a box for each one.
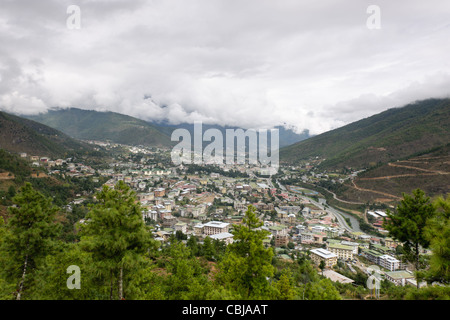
[307,234,420,287]
[18,152,95,177]
[27,142,416,290]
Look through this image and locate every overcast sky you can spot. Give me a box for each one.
[1,0,449,134]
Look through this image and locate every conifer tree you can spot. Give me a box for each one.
[384,189,436,288]
[1,183,60,300]
[79,180,155,300]
[424,194,450,284]
[217,205,275,299]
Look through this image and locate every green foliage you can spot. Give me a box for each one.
[384,281,450,300]
[79,180,156,299]
[1,180,447,300]
[216,205,275,299]
[0,183,60,300]
[424,194,450,284]
[384,189,436,279]
[403,285,450,300]
[0,149,31,179]
[273,270,297,300]
[31,243,104,299]
[0,111,98,158]
[299,278,342,300]
[26,108,172,148]
[162,240,212,299]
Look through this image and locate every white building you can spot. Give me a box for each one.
[340,241,360,254]
[174,222,187,234]
[209,232,234,245]
[310,248,338,268]
[375,210,388,218]
[203,221,230,236]
[379,254,401,271]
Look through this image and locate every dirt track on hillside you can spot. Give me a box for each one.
[348,157,450,203]
[350,180,402,200]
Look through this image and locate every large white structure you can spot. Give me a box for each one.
[209,232,234,245]
[202,221,230,236]
[310,248,338,268]
[379,254,401,271]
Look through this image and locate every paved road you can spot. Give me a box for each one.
[279,181,362,233]
[307,196,358,233]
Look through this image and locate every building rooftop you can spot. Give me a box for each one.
[323,270,354,284]
[310,248,337,259]
[380,254,399,263]
[385,270,414,280]
[209,232,234,240]
[328,243,354,251]
[363,249,383,257]
[269,225,287,231]
[203,221,230,228]
[375,210,387,217]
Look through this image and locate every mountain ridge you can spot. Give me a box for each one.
[280,98,450,170]
[24,108,310,149]
[0,111,98,158]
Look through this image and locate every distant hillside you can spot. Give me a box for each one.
[280,98,450,170]
[0,111,97,158]
[26,108,173,148]
[26,108,309,149]
[157,122,310,148]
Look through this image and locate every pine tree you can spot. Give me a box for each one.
[424,194,450,284]
[1,183,60,300]
[274,270,296,300]
[217,205,275,299]
[319,260,326,276]
[163,240,211,299]
[79,180,156,300]
[383,189,436,288]
[202,236,215,261]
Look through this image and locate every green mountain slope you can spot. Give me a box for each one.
[26,108,173,148]
[280,98,450,170]
[0,111,97,158]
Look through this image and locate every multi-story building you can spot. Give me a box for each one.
[385,270,414,286]
[379,254,401,271]
[301,232,314,244]
[193,224,204,236]
[142,209,158,221]
[327,243,354,260]
[310,248,338,268]
[268,224,288,237]
[279,206,301,214]
[340,241,360,255]
[154,188,166,197]
[203,221,230,236]
[209,232,234,245]
[363,249,383,265]
[274,234,289,247]
[174,222,187,234]
[384,238,399,249]
[162,215,177,228]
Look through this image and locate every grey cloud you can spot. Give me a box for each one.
[0,0,449,134]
